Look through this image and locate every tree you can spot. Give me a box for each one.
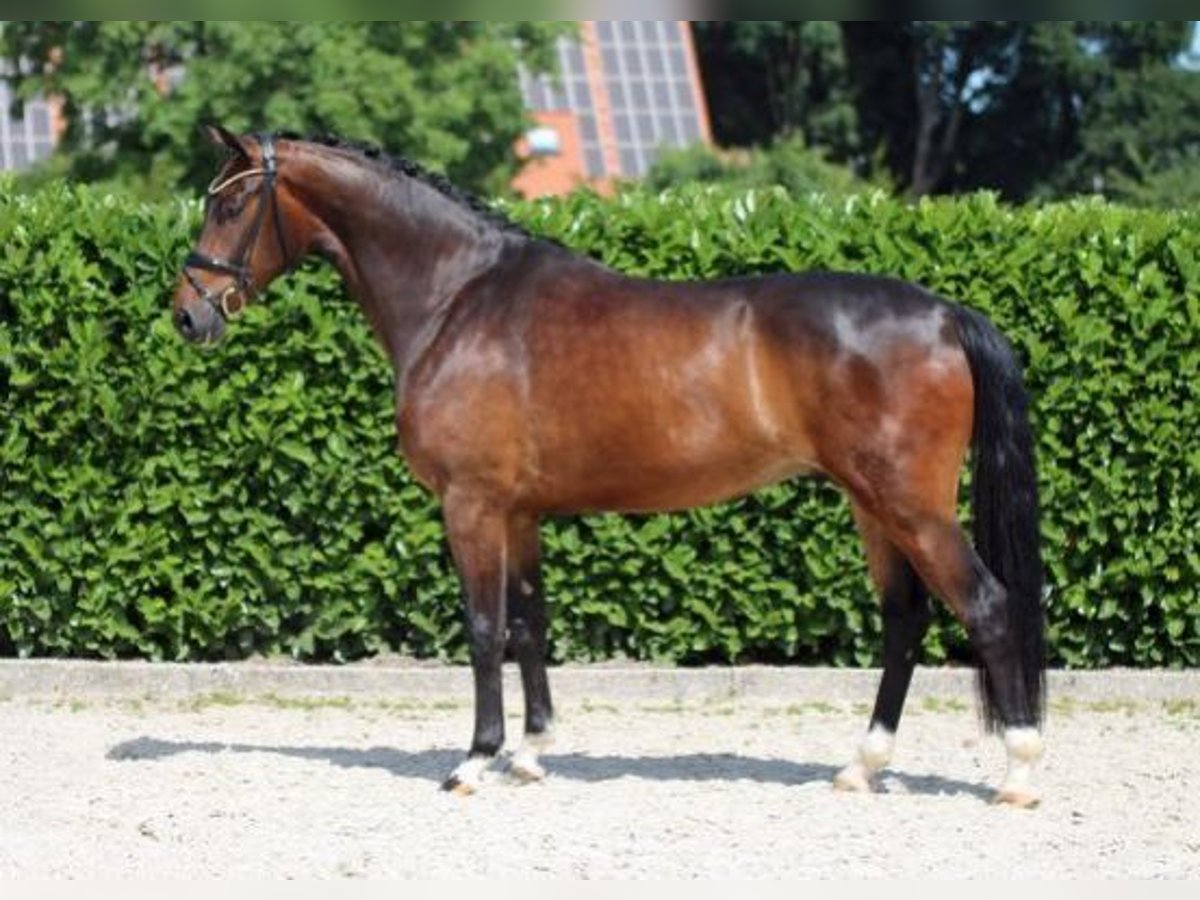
[643,132,885,199]
[845,21,1198,200]
[695,21,1196,202]
[949,22,1197,201]
[2,21,569,197]
[692,22,861,164]
[843,21,1030,198]
[1057,60,1200,206]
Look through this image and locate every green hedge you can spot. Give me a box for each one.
[1,180,1196,667]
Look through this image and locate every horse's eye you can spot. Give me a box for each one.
[213,192,242,224]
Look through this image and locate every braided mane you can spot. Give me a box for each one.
[269,130,536,239]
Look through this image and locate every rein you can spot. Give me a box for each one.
[182,135,289,320]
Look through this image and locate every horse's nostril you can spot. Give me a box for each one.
[175,308,194,336]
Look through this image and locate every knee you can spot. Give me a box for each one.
[507,595,547,655]
[508,617,537,654]
[468,612,504,661]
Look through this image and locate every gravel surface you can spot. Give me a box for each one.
[0,666,1196,879]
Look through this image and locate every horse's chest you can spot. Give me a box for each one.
[394,407,442,493]
[395,378,527,498]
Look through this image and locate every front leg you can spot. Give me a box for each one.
[506,513,554,783]
[440,491,509,795]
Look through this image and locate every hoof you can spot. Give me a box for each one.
[441,756,492,795]
[832,765,874,793]
[506,730,553,785]
[508,757,547,784]
[993,788,1040,809]
[440,776,477,797]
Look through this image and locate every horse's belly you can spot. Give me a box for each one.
[527,440,818,514]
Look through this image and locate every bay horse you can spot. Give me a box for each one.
[173,126,1047,806]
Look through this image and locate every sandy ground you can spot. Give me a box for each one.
[0,681,1196,879]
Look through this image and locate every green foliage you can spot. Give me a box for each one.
[2,180,1197,668]
[1058,64,1200,208]
[693,22,860,160]
[1,22,570,198]
[697,22,1198,203]
[643,133,885,200]
[1106,153,1200,210]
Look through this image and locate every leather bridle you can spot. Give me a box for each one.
[182,134,288,320]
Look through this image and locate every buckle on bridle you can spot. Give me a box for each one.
[219,285,246,319]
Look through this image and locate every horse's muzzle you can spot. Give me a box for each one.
[174,296,226,345]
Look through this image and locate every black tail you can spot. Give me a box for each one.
[952,304,1046,730]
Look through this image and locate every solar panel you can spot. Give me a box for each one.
[593,21,707,177]
[518,23,709,180]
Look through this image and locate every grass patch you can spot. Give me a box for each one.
[638,700,687,714]
[761,701,844,716]
[183,692,246,712]
[797,700,840,715]
[1084,699,1142,716]
[920,696,970,714]
[1047,698,1199,719]
[175,693,467,713]
[1050,697,1078,718]
[579,698,620,714]
[371,697,439,716]
[261,693,354,711]
[1162,699,1198,719]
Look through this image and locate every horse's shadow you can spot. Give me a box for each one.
[106,736,992,800]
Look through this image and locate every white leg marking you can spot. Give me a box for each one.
[448,755,493,794]
[509,727,555,784]
[834,724,895,793]
[997,726,1044,807]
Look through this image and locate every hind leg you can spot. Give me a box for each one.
[835,505,933,793]
[883,514,1044,807]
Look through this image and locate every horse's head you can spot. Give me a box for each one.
[173,125,294,345]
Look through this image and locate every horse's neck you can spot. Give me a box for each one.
[291,151,506,383]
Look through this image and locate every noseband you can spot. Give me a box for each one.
[182,134,288,320]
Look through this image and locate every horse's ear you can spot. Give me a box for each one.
[202,122,249,160]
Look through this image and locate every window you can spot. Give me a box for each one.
[0,77,56,171]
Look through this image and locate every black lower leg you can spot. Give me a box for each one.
[507,543,553,738]
[869,563,932,733]
[467,608,506,758]
[441,577,506,791]
[441,496,509,771]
